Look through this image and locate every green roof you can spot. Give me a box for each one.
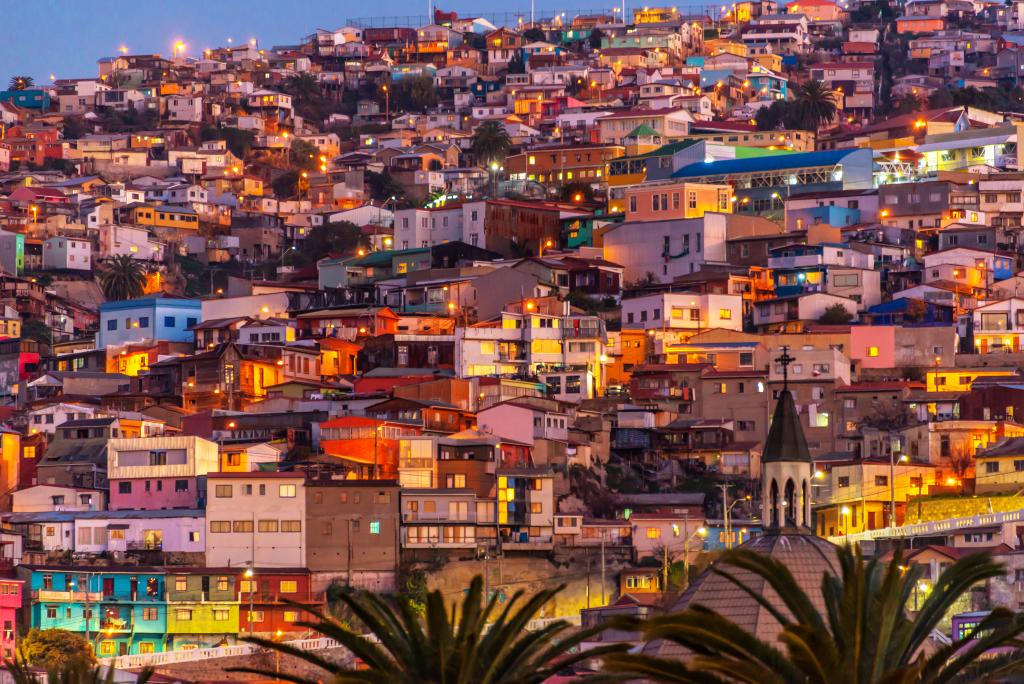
[618,138,702,162]
[350,247,429,268]
[625,123,661,139]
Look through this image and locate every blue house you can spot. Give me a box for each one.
[29,567,168,657]
[98,296,201,349]
[0,89,51,110]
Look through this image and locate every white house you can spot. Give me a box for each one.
[204,472,306,568]
[621,292,745,331]
[602,214,729,284]
[27,403,104,435]
[166,95,204,122]
[42,236,91,271]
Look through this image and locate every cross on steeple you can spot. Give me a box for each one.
[775,345,795,391]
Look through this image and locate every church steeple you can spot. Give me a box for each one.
[762,345,813,530]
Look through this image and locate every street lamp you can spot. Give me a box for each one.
[889,453,909,528]
[381,84,390,123]
[244,566,255,635]
[172,41,186,60]
[664,523,708,592]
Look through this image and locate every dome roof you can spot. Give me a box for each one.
[643,529,841,657]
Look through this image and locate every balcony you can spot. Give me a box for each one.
[34,590,104,602]
[403,512,482,523]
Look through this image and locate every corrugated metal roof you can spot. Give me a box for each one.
[672,148,861,178]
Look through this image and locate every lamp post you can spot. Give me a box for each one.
[889,452,909,528]
[381,84,390,124]
[840,505,851,542]
[663,515,708,593]
[244,565,255,635]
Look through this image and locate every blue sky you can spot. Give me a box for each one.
[1,1,658,83]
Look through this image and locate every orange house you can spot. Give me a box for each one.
[896,16,944,33]
[318,416,421,479]
[623,181,732,221]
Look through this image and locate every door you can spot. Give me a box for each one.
[129,577,138,601]
[103,578,114,597]
[118,642,127,656]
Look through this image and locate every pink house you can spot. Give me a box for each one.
[849,326,896,369]
[0,579,22,659]
[107,436,220,510]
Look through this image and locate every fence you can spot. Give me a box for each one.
[110,616,575,669]
[827,507,1024,546]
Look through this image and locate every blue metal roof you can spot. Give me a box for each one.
[672,149,860,179]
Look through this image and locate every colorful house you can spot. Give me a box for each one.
[28,567,168,657]
[164,570,240,649]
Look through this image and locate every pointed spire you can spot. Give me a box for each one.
[762,360,810,463]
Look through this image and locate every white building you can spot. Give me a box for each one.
[166,95,204,122]
[27,403,104,435]
[98,224,164,261]
[393,206,464,250]
[204,472,306,568]
[621,292,744,331]
[42,236,91,271]
[602,214,729,284]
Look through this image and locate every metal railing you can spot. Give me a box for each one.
[828,508,1024,545]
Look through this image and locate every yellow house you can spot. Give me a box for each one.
[0,430,18,508]
[816,459,939,536]
[925,367,1020,393]
[132,205,200,230]
[633,6,680,22]
[753,53,784,73]
[705,39,748,57]
[219,441,284,472]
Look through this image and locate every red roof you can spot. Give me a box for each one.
[601,107,685,119]
[812,61,875,69]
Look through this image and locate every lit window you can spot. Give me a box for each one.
[719,308,732,320]
[867,346,879,357]
[646,527,661,539]
[369,521,381,535]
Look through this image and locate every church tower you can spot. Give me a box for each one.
[762,346,813,530]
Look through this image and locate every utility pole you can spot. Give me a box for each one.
[600,529,606,605]
[718,484,731,550]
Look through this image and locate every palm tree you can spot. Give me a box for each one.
[472,120,513,168]
[8,75,34,91]
[99,254,147,301]
[232,575,625,683]
[793,79,839,131]
[604,545,1024,683]
[6,658,152,684]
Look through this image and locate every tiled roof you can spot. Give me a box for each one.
[644,530,840,655]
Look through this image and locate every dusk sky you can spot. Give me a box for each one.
[0,1,640,83]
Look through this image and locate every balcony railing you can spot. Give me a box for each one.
[34,590,104,602]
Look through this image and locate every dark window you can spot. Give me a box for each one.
[175,480,188,492]
[107,320,117,331]
[118,482,131,494]
[165,316,175,327]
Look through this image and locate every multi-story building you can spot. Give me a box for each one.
[204,472,307,568]
[107,436,219,510]
[304,478,400,587]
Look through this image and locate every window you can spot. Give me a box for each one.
[445,474,467,488]
[176,609,193,621]
[279,484,296,498]
[986,461,1000,473]
[213,609,230,621]
[867,346,879,357]
[233,520,253,533]
[875,475,888,486]
[175,480,188,492]
[258,519,278,533]
[46,607,57,619]
[142,608,158,620]
[279,580,298,593]
[138,317,149,329]
[719,308,732,320]
[646,527,661,539]
[118,482,131,494]
[215,485,232,498]
[283,611,299,622]
[369,520,381,535]
[210,521,231,533]
[107,319,117,331]
[174,576,187,591]
[164,316,175,327]
[837,476,850,488]
[281,520,302,532]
